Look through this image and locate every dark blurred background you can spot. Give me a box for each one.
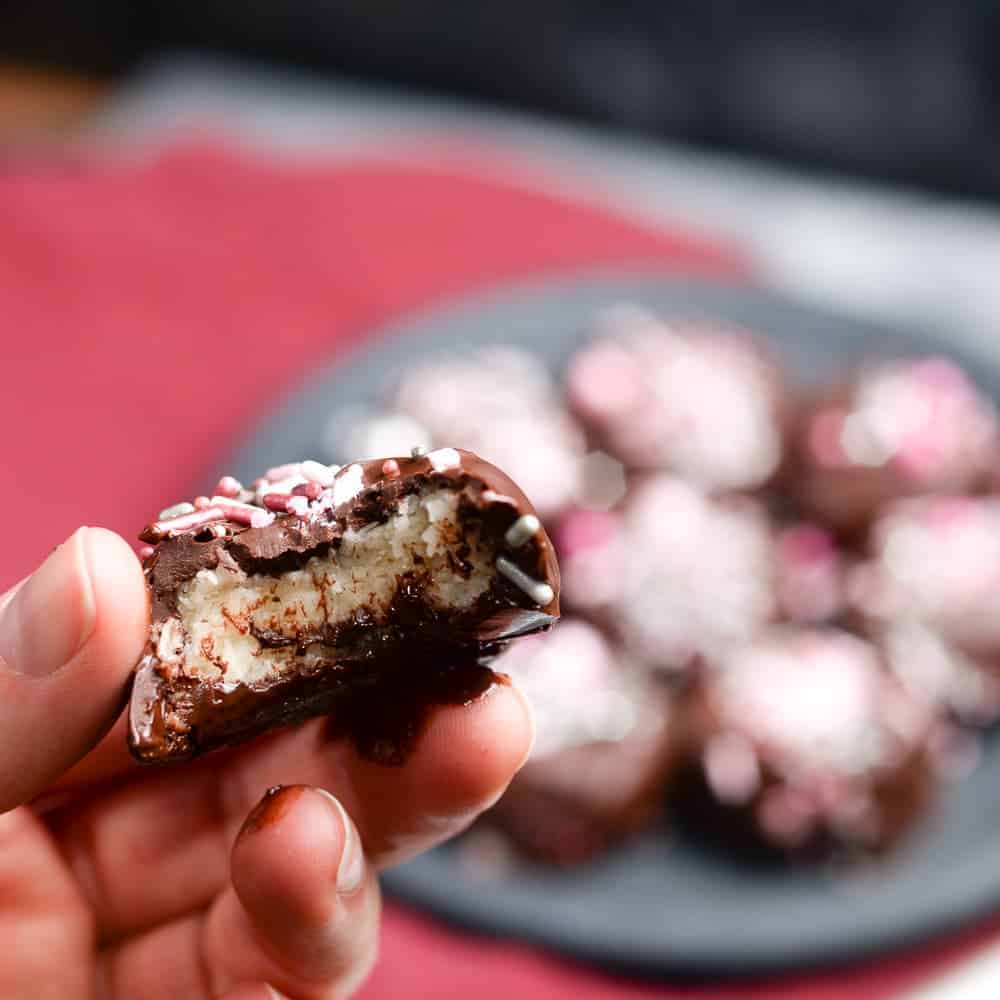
[4,1,1000,199]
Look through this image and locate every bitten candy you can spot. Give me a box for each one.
[129,449,560,763]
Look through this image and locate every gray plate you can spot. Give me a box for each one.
[222,270,1000,978]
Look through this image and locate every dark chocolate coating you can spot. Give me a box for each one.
[487,700,676,865]
[671,628,935,861]
[788,359,997,538]
[129,450,560,764]
[564,318,787,492]
[479,620,677,865]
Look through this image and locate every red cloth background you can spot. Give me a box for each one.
[0,143,992,997]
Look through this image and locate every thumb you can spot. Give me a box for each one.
[0,527,147,811]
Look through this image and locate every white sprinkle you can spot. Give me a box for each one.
[286,495,309,516]
[496,556,554,606]
[158,501,195,520]
[333,464,366,506]
[301,459,336,487]
[257,476,306,497]
[411,445,427,458]
[427,447,462,472]
[250,509,275,529]
[505,514,540,549]
[482,490,517,507]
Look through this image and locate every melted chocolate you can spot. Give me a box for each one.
[330,660,503,765]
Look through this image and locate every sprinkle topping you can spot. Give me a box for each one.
[210,498,273,528]
[258,476,305,498]
[292,482,324,500]
[482,490,517,506]
[301,460,336,487]
[332,464,366,507]
[427,447,461,473]
[214,476,243,499]
[250,509,274,529]
[143,507,226,542]
[209,496,256,510]
[504,514,541,549]
[158,501,196,521]
[497,555,555,606]
[262,493,292,512]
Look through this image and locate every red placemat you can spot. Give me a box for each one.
[0,141,988,997]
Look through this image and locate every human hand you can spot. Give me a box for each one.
[0,528,533,998]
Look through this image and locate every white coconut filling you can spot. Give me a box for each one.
[161,490,498,685]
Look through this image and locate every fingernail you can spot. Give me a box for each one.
[509,679,536,772]
[315,789,365,895]
[0,528,96,678]
[240,785,305,837]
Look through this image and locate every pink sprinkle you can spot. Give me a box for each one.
[138,545,155,560]
[266,463,302,483]
[213,500,261,526]
[214,476,243,498]
[382,459,401,478]
[807,409,848,468]
[148,507,226,540]
[757,788,815,845]
[286,496,309,517]
[890,360,976,482]
[262,492,292,512]
[292,482,324,500]
[193,496,212,510]
[779,524,835,566]
[250,509,275,529]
